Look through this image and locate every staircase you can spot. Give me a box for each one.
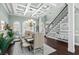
[45,4,68,42]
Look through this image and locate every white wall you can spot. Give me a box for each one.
[39,17,45,34]
[0,4,9,23]
[8,15,38,35]
[75,9,79,45]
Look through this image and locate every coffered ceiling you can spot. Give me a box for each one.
[2,3,66,18]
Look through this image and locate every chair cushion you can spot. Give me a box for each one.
[22,42,30,47]
[26,38,33,42]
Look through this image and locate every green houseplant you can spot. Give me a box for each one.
[0,24,14,54]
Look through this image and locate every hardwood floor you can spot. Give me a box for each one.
[45,36,79,55]
[6,36,79,55]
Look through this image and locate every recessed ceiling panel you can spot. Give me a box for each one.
[17,5,26,10]
[30,3,42,9]
[18,3,28,6]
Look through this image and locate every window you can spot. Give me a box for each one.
[22,20,36,35]
[0,20,5,31]
[22,21,27,35]
[13,21,21,35]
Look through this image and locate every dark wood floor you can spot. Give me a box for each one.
[6,36,79,55]
[45,36,79,55]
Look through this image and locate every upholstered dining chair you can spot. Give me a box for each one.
[25,31,33,39]
[33,32,44,54]
[20,38,31,52]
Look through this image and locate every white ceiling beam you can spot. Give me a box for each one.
[9,3,14,14]
[16,7,26,11]
[1,4,9,14]
[18,4,26,8]
[6,3,12,13]
[24,3,31,16]
[12,3,18,14]
[31,4,45,16]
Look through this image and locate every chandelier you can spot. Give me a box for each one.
[26,18,36,27]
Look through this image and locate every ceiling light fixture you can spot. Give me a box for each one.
[26,18,36,27]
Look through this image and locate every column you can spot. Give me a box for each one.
[68,3,75,53]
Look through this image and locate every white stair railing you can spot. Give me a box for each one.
[45,4,68,34]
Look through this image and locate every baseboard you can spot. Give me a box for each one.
[46,35,79,46]
[46,35,68,42]
[45,35,58,40]
[75,43,79,46]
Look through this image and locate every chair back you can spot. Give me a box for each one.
[25,31,32,38]
[34,32,44,49]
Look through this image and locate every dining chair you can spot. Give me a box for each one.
[25,31,33,39]
[20,38,31,52]
[33,32,44,54]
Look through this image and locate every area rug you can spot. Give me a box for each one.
[12,42,56,55]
